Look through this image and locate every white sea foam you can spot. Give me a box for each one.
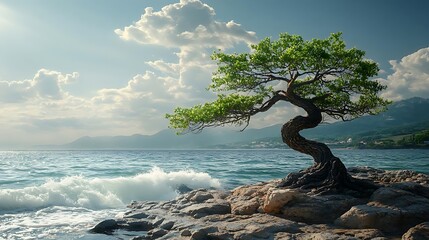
[0,206,120,240]
[0,167,222,211]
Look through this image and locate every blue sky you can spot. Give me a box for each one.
[0,0,428,147]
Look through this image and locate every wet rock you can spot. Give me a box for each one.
[276,232,357,240]
[122,219,154,231]
[152,217,164,227]
[189,191,214,203]
[148,228,168,239]
[181,229,192,236]
[90,219,118,234]
[190,226,218,240]
[124,212,149,219]
[176,184,193,194]
[159,221,174,230]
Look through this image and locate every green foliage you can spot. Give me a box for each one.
[166,32,390,133]
[166,94,266,133]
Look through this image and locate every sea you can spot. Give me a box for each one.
[0,149,428,239]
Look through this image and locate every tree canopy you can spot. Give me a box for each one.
[166,33,389,133]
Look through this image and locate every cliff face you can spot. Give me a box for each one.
[91,167,429,239]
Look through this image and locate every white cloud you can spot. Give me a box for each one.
[380,47,429,101]
[0,69,78,103]
[115,0,256,49]
[116,0,257,103]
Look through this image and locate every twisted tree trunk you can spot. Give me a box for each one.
[278,92,377,196]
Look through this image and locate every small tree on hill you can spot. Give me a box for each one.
[166,33,390,195]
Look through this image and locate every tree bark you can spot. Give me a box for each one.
[278,91,377,196]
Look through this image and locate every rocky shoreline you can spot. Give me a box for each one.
[90,167,429,239]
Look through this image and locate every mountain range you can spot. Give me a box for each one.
[61,97,429,149]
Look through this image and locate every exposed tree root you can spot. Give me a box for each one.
[277,156,379,197]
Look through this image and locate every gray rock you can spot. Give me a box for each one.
[152,217,164,227]
[124,212,149,219]
[231,197,260,215]
[181,229,192,236]
[176,184,193,194]
[159,221,174,230]
[276,232,359,240]
[181,200,231,218]
[149,228,168,239]
[190,191,214,203]
[122,219,154,231]
[190,227,218,240]
[90,219,118,234]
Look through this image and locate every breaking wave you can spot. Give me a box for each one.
[0,167,221,211]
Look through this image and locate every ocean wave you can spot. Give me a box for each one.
[0,167,222,211]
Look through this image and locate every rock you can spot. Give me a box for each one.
[89,168,429,240]
[276,232,358,240]
[278,225,386,240]
[159,221,174,230]
[122,219,154,231]
[149,228,168,239]
[348,167,429,185]
[390,182,429,199]
[189,191,214,203]
[181,200,231,218]
[90,219,118,234]
[335,205,401,233]
[331,228,385,240]
[231,197,260,215]
[181,229,192,236]
[336,187,429,233]
[216,213,303,239]
[263,188,300,214]
[281,194,363,224]
[190,227,218,240]
[152,217,164,227]
[402,222,429,240]
[124,212,149,219]
[176,184,193,194]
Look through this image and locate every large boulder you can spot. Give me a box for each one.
[280,193,364,224]
[336,186,429,233]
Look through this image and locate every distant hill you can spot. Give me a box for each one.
[302,97,429,140]
[62,124,280,149]
[61,97,429,149]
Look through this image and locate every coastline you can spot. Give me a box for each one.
[90,167,429,239]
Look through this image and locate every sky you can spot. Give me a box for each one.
[0,0,428,147]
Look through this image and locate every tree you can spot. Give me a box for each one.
[166,33,390,195]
